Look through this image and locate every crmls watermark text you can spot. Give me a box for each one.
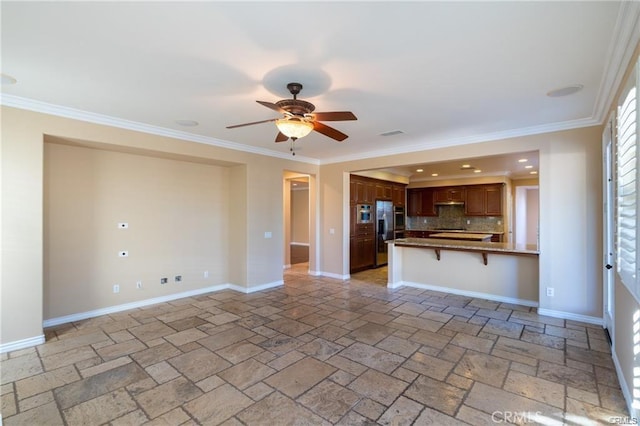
[609,417,639,425]
[491,411,542,423]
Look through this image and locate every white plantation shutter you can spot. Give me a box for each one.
[616,64,639,298]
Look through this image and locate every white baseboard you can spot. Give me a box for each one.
[290,242,310,246]
[321,271,350,280]
[537,308,603,326]
[228,280,283,294]
[308,270,322,276]
[612,346,637,419]
[394,281,539,308]
[43,281,284,328]
[0,334,45,354]
[43,284,230,327]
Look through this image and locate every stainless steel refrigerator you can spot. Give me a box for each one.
[375,200,394,266]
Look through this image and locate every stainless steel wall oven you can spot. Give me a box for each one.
[356,204,372,224]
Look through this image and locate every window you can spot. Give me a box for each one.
[616,62,639,300]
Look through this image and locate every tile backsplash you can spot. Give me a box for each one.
[407,205,503,233]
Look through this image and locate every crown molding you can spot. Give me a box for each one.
[0,94,321,166]
[592,1,640,124]
[320,116,599,165]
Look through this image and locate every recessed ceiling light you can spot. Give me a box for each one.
[547,84,584,97]
[474,169,482,173]
[525,165,533,169]
[431,173,438,177]
[1,73,17,85]
[518,158,528,163]
[175,119,199,127]
[530,171,538,175]
[416,169,424,173]
[293,183,298,186]
[461,164,472,169]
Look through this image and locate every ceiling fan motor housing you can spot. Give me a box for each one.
[276,99,315,116]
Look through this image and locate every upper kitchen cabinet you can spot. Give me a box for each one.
[392,184,406,207]
[354,179,375,203]
[351,175,406,205]
[407,188,437,216]
[434,187,465,203]
[376,183,393,200]
[465,184,504,216]
[485,185,503,216]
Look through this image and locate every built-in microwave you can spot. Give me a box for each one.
[394,206,405,230]
[356,204,372,224]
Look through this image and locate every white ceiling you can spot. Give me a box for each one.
[1,1,637,168]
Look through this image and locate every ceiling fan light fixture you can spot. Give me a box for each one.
[275,117,314,139]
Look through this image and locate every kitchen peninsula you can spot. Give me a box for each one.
[387,237,539,306]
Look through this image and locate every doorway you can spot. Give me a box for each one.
[514,185,539,246]
[603,115,615,343]
[283,173,314,272]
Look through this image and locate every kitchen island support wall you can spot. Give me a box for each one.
[387,242,539,306]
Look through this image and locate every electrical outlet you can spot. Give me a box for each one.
[136,281,142,289]
[113,284,120,293]
[264,231,272,239]
[204,270,209,278]
[175,275,182,283]
[118,250,128,257]
[161,278,168,284]
[467,219,471,225]
[546,287,554,297]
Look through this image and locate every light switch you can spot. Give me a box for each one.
[329,228,335,234]
[264,231,272,239]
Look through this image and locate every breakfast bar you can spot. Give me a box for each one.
[387,238,540,306]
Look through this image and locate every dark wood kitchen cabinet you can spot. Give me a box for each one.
[407,188,436,216]
[351,223,375,272]
[355,180,375,203]
[434,187,465,203]
[376,183,393,200]
[485,185,503,216]
[349,175,405,273]
[465,184,504,216]
[392,184,405,206]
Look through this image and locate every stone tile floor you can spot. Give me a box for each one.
[1,263,628,425]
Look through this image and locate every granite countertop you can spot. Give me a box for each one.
[429,232,493,241]
[407,229,505,234]
[390,237,539,255]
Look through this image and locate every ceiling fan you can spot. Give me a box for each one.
[226,82,357,143]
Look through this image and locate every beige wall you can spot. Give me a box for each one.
[1,108,45,345]
[44,141,231,319]
[1,106,318,347]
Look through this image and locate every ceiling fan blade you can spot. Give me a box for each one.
[311,111,357,121]
[226,118,277,129]
[275,132,288,142]
[313,121,348,142]
[256,100,288,114]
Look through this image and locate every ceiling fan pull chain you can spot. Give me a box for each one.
[290,137,296,156]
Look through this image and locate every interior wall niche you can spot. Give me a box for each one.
[44,141,230,319]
